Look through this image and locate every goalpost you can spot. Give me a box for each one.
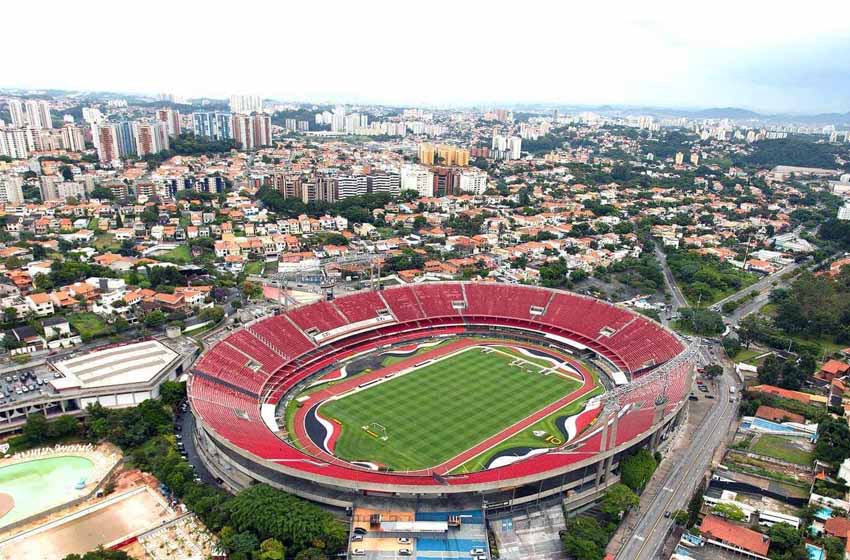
[362,422,389,441]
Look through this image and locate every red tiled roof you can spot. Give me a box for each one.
[825,516,850,539]
[700,515,770,556]
[754,405,804,425]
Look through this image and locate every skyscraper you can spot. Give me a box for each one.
[7,100,25,127]
[115,121,137,157]
[231,114,254,150]
[418,142,435,165]
[156,109,181,137]
[229,95,263,114]
[0,128,29,159]
[133,122,169,156]
[252,113,272,147]
[94,124,120,163]
[24,100,52,129]
[0,175,24,205]
[192,112,233,141]
[60,124,86,152]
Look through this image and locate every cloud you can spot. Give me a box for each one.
[5,0,850,112]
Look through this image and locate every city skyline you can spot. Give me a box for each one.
[5,0,850,114]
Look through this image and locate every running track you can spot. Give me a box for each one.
[292,338,599,475]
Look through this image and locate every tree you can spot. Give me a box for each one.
[242,281,262,300]
[600,483,639,520]
[143,310,167,328]
[823,536,845,560]
[619,448,657,492]
[159,381,186,408]
[63,549,132,560]
[560,516,609,560]
[90,186,115,200]
[23,413,49,444]
[47,415,80,439]
[294,549,327,560]
[711,502,745,522]
[703,364,723,380]
[766,522,805,560]
[258,539,286,560]
[672,509,689,526]
[815,416,850,465]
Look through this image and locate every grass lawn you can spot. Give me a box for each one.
[320,346,580,471]
[243,261,264,276]
[733,348,768,364]
[749,435,813,466]
[68,312,111,340]
[93,233,120,251]
[157,244,192,264]
[788,334,845,356]
[452,383,604,474]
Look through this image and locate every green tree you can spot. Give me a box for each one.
[619,448,657,492]
[560,516,609,560]
[258,538,286,560]
[766,522,805,560]
[703,364,723,380]
[711,502,745,522]
[143,310,167,328]
[63,549,132,560]
[672,509,689,526]
[242,281,262,300]
[600,483,639,520]
[159,380,186,408]
[23,413,49,444]
[47,415,80,439]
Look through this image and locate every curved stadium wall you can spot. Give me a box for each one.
[189,282,694,508]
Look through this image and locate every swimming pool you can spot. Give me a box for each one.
[807,543,826,560]
[742,417,812,436]
[0,456,94,529]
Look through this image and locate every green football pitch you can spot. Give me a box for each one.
[318,346,581,472]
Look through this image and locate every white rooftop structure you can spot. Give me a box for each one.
[52,340,179,390]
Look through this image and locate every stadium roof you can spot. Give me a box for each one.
[52,340,179,390]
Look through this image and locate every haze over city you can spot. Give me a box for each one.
[6,0,850,113]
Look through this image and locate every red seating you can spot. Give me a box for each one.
[287,301,349,334]
[195,345,266,394]
[249,316,316,359]
[414,283,464,317]
[463,283,552,319]
[381,286,426,321]
[226,330,284,374]
[332,291,388,323]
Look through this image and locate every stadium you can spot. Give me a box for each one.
[189,282,696,510]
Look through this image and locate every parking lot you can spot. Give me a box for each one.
[0,367,62,408]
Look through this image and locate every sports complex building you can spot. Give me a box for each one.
[189,282,696,512]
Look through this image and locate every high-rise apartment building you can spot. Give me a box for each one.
[115,121,137,157]
[458,169,489,195]
[401,164,435,197]
[229,95,263,114]
[24,100,52,129]
[94,124,120,163]
[0,175,24,205]
[60,124,86,152]
[156,109,181,137]
[419,142,435,165]
[232,114,254,150]
[436,145,470,166]
[0,128,30,159]
[133,122,169,156]
[252,113,272,147]
[7,100,26,127]
[193,112,234,141]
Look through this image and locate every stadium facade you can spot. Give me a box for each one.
[190,282,694,510]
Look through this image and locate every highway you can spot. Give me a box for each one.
[654,246,687,327]
[615,343,739,560]
[710,260,803,313]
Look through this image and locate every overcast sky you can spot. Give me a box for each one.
[5,0,850,113]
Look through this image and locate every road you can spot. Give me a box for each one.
[654,246,687,326]
[615,343,739,560]
[710,260,803,313]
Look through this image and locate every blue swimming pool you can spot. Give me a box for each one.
[807,543,825,560]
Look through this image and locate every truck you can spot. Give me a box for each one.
[729,386,736,394]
